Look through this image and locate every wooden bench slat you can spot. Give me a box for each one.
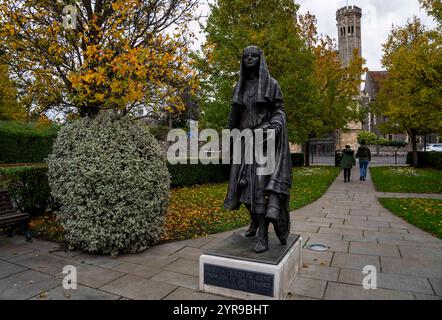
[0,190,30,228]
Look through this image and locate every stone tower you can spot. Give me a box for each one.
[336,5,362,67]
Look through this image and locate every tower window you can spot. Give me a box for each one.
[351,26,354,34]
[348,26,351,34]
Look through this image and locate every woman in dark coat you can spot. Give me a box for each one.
[224,46,292,253]
[340,145,356,183]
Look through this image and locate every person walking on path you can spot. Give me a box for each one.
[356,142,371,181]
[340,145,356,183]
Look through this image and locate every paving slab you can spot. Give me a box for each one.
[111,262,161,279]
[429,278,442,296]
[163,287,228,300]
[381,257,442,279]
[54,263,124,288]
[338,268,434,295]
[398,245,442,262]
[0,270,59,300]
[174,237,217,249]
[414,293,442,300]
[324,282,414,300]
[319,227,363,237]
[331,252,380,270]
[100,274,177,300]
[298,264,340,282]
[31,285,120,300]
[151,271,199,290]
[162,258,199,277]
[142,243,184,256]
[0,260,28,280]
[8,252,79,276]
[117,253,178,269]
[349,242,401,258]
[301,249,334,267]
[288,276,327,299]
[0,243,36,261]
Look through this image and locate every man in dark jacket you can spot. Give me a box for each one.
[340,145,356,183]
[356,142,372,181]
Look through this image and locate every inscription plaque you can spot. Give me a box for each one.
[203,264,274,297]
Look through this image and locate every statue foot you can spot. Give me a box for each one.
[254,239,269,253]
[278,236,287,246]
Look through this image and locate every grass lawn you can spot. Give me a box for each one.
[28,166,341,244]
[378,198,442,239]
[371,167,442,194]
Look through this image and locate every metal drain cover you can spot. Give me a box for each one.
[308,244,328,251]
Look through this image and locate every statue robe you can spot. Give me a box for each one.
[223,49,292,239]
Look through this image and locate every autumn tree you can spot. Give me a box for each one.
[0,63,23,120]
[196,0,317,144]
[297,12,367,166]
[374,17,442,167]
[0,0,199,119]
[420,0,442,25]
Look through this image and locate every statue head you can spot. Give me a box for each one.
[242,46,260,70]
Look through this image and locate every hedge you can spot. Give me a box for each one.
[168,162,231,187]
[0,152,305,215]
[407,152,442,170]
[0,165,53,216]
[0,121,60,164]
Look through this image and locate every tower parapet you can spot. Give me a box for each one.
[336,5,362,67]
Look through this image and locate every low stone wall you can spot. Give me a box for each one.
[367,145,410,157]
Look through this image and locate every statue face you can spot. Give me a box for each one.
[243,47,260,69]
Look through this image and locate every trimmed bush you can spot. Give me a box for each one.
[358,131,406,147]
[0,121,59,164]
[0,165,51,216]
[168,162,231,187]
[291,153,304,167]
[407,151,442,169]
[379,139,407,147]
[148,125,171,141]
[47,112,170,255]
[358,131,379,145]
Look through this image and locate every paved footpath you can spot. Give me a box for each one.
[1,166,441,300]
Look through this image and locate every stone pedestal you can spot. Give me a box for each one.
[199,232,302,300]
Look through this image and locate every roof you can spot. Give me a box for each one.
[363,71,389,100]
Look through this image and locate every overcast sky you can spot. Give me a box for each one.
[192,0,437,71]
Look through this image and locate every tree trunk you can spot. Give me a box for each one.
[304,139,311,167]
[410,129,418,168]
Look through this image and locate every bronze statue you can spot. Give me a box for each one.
[224,46,292,253]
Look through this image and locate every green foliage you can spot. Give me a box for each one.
[357,131,407,147]
[371,167,442,193]
[168,163,231,187]
[290,153,305,167]
[0,64,26,121]
[47,112,170,255]
[379,198,442,239]
[148,125,172,141]
[406,151,442,169]
[0,121,60,164]
[197,0,317,143]
[374,17,442,167]
[0,165,51,216]
[379,139,407,147]
[357,131,380,145]
[419,0,442,25]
